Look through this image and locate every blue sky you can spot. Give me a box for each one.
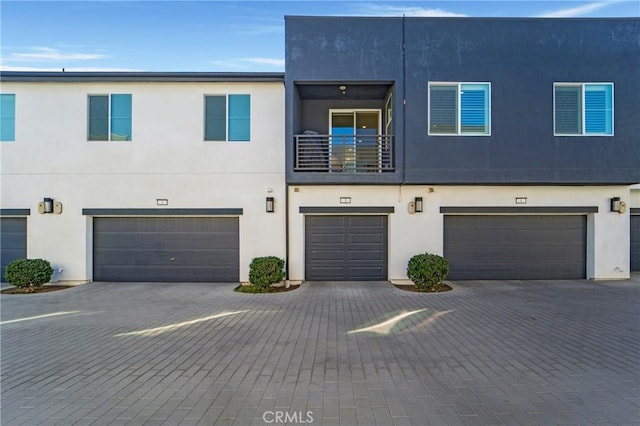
[1,1,638,72]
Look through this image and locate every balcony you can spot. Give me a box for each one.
[294,134,394,173]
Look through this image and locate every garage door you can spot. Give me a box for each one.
[93,217,239,282]
[305,215,387,280]
[444,215,586,280]
[631,214,640,272]
[1,218,27,281]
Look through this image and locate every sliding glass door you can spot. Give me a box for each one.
[329,110,381,172]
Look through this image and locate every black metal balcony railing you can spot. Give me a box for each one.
[294,134,394,173]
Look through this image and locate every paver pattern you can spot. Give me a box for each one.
[1,276,639,425]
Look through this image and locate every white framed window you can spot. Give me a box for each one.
[554,83,613,136]
[87,94,132,141]
[428,82,491,136]
[0,94,15,141]
[204,94,250,142]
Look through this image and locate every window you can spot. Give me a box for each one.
[429,83,490,135]
[204,94,250,141]
[554,83,613,136]
[0,94,16,141]
[88,94,132,141]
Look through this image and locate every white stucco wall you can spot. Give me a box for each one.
[288,185,632,281]
[1,80,286,283]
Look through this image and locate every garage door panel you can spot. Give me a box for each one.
[444,215,586,280]
[453,244,582,261]
[94,217,239,282]
[308,234,346,245]
[2,247,25,260]
[307,225,345,232]
[98,234,239,251]
[349,227,385,236]
[100,248,238,266]
[632,216,640,272]
[190,233,239,249]
[349,234,384,244]
[1,233,26,247]
[308,250,345,261]
[349,216,385,227]
[349,250,385,261]
[97,265,238,282]
[450,261,584,280]
[311,216,346,226]
[307,267,346,280]
[447,216,583,230]
[350,267,386,279]
[306,215,387,281]
[1,218,27,281]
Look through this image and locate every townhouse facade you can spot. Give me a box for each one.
[284,16,640,281]
[1,16,639,284]
[0,73,286,283]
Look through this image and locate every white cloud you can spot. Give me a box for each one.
[4,47,107,62]
[235,24,284,36]
[244,57,285,67]
[355,4,467,17]
[209,57,284,70]
[0,65,144,72]
[537,1,619,18]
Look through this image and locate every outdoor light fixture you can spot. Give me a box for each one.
[610,197,626,213]
[339,85,347,94]
[266,197,275,213]
[38,197,63,214]
[414,197,423,213]
[42,197,54,214]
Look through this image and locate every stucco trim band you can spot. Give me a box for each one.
[82,208,243,216]
[0,209,31,216]
[299,206,395,214]
[440,206,599,214]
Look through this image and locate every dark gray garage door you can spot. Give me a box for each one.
[444,215,586,280]
[93,217,239,282]
[305,215,387,281]
[1,218,27,281]
[631,214,640,272]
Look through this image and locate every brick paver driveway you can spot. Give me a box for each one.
[2,276,639,425]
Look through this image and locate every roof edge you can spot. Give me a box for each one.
[0,71,285,83]
[285,15,639,21]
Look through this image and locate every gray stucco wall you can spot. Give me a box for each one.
[285,16,640,184]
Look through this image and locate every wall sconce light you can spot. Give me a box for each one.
[414,197,423,213]
[339,85,347,94]
[266,197,275,213]
[610,197,626,214]
[43,197,53,213]
[38,197,62,214]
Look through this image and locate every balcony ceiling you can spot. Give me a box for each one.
[296,83,391,100]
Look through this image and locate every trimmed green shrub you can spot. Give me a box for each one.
[249,256,285,289]
[407,253,449,291]
[4,259,54,289]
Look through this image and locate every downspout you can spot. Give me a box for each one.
[402,14,407,184]
[284,79,290,286]
[285,183,290,286]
